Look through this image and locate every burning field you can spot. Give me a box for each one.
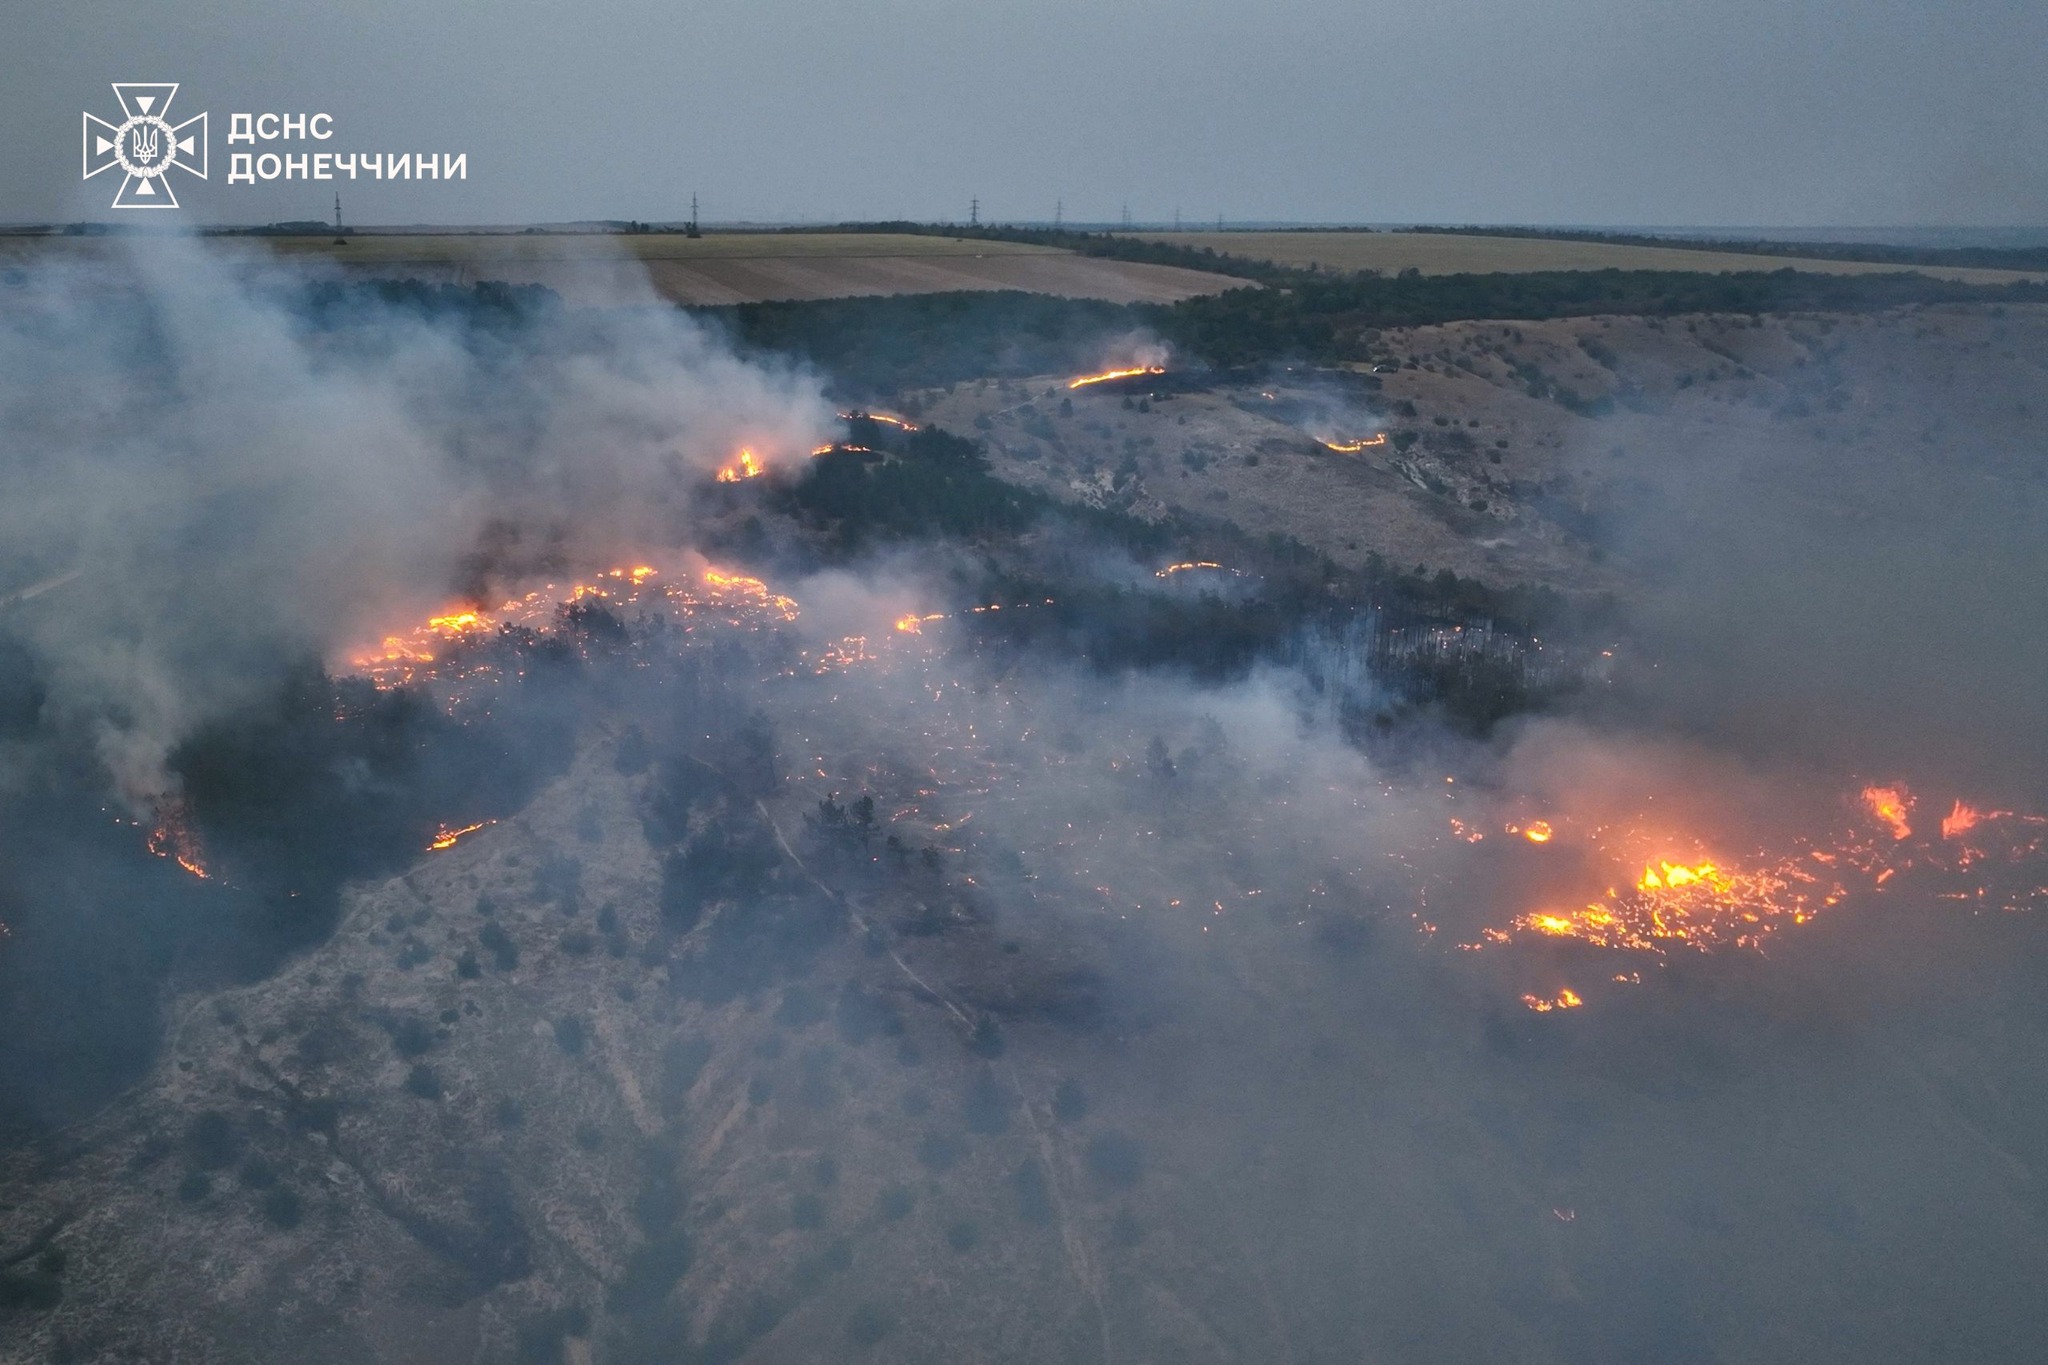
[2,241,2047,1364]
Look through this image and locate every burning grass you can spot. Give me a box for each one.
[268,562,2048,1022]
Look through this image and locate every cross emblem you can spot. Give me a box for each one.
[83,83,208,209]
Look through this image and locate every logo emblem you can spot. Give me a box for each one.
[83,84,207,208]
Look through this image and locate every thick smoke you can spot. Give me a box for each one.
[0,236,832,807]
[1582,320,2048,805]
[2,257,2045,1362]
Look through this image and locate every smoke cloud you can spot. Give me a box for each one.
[0,236,832,806]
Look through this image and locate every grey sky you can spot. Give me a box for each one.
[12,0,2047,227]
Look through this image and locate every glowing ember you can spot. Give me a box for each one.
[1522,820,1554,844]
[147,798,211,880]
[1940,800,2008,840]
[1321,435,1388,453]
[1068,365,1166,390]
[1522,988,1584,1013]
[1479,779,2048,958]
[1639,860,1720,891]
[346,562,802,692]
[1862,783,1913,840]
[427,819,494,852]
[715,447,765,483]
[838,409,918,431]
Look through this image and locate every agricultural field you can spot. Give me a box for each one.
[1124,230,2048,284]
[0,231,1251,306]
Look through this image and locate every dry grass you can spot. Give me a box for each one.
[0,232,1249,306]
[1124,231,2047,285]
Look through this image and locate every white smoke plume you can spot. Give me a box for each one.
[0,236,835,807]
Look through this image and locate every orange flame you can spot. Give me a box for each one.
[838,410,919,431]
[1861,784,1913,840]
[1321,435,1388,453]
[1939,800,2012,840]
[427,819,494,852]
[147,799,211,880]
[1522,820,1554,844]
[1522,988,1584,1013]
[715,447,765,483]
[894,613,945,634]
[1068,365,1166,390]
[1638,860,1723,892]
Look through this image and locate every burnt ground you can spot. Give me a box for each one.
[2,303,2046,1364]
[915,303,2048,594]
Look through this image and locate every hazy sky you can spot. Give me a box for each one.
[12,0,2047,227]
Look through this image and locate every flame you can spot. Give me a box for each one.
[345,561,807,692]
[838,409,919,431]
[715,447,765,483]
[1068,365,1166,390]
[1479,775,2048,958]
[426,610,487,633]
[895,613,945,634]
[1155,561,1224,578]
[1321,435,1388,453]
[1638,860,1723,891]
[146,798,210,880]
[1522,988,1584,1013]
[427,819,494,852]
[1862,783,1913,840]
[1939,800,2015,840]
[1522,820,1554,844]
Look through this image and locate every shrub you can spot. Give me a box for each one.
[877,1185,915,1221]
[915,1132,963,1172]
[185,1111,239,1171]
[260,1186,304,1230]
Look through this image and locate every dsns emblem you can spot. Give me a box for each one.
[83,83,208,208]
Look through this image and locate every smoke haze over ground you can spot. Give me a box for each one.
[0,239,832,803]
[0,243,2045,1362]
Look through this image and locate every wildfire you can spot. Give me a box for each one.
[1479,779,2048,958]
[347,562,804,692]
[1321,435,1388,453]
[147,798,211,880]
[1155,561,1225,578]
[1522,988,1584,1013]
[838,409,918,431]
[427,819,494,852]
[1068,365,1166,390]
[1638,860,1721,891]
[1862,783,1913,840]
[895,613,945,634]
[1939,800,2016,841]
[715,447,765,483]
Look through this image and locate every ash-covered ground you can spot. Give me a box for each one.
[2,244,2046,1364]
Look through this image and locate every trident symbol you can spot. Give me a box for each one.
[84,84,208,208]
